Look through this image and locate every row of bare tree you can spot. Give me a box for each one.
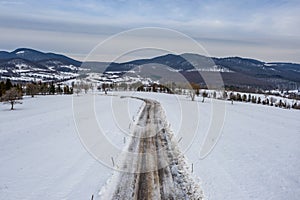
[0,79,76,110]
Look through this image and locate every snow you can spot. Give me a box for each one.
[15,51,25,55]
[0,69,8,73]
[0,62,80,83]
[8,76,43,82]
[187,65,233,73]
[0,92,299,200]
[60,65,78,71]
[15,64,31,70]
[0,96,118,200]
[191,100,300,199]
[12,69,31,73]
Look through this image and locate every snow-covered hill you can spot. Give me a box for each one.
[0,48,85,82]
[0,92,299,200]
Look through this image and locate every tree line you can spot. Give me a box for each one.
[225,91,300,109]
[114,81,300,110]
[0,79,74,110]
[1,79,299,110]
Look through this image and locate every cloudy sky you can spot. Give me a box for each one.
[0,0,300,62]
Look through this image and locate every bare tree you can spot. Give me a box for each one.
[188,83,200,101]
[222,91,228,100]
[202,91,208,103]
[26,83,38,97]
[213,91,217,99]
[189,90,196,101]
[90,83,94,92]
[74,84,82,96]
[2,88,23,110]
[119,82,128,91]
[270,97,276,106]
[82,83,90,94]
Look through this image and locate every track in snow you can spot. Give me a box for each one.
[99,97,203,200]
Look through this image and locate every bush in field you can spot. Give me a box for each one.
[236,93,242,101]
[257,97,261,104]
[292,102,300,109]
[248,94,251,102]
[229,92,236,101]
[264,98,270,105]
[242,94,247,102]
[201,91,208,102]
[251,96,257,103]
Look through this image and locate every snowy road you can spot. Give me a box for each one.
[100,97,203,200]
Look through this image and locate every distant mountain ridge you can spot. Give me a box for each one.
[0,48,83,82]
[0,48,299,89]
[105,53,300,80]
[104,53,300,88]
[0,48,81,66]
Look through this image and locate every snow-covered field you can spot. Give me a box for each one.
[0,92,299,200]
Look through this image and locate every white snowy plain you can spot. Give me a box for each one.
[0,91,299,200]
